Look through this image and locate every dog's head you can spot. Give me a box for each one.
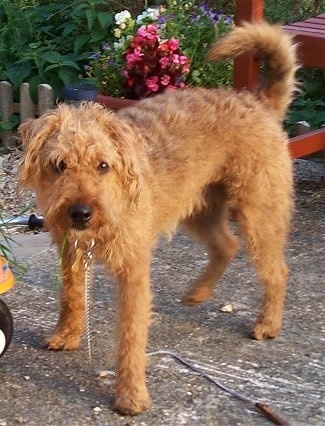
[18,102,148,242]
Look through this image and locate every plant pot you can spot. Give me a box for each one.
[61,83,98,104]
[94,93,138,111]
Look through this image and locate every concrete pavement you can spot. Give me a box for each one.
[0,159,324,425]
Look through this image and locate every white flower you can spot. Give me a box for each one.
[115,10,131,25]
[113,36,130,51]
[114,28,122,38]
[136,7,160,24]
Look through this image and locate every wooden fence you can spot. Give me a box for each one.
[0,81,54,149]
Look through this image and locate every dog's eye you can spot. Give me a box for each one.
[97,162,110,174]
[53,160,67,174]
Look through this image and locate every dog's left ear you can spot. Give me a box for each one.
[100,116,148,204]
[114,123,148,205]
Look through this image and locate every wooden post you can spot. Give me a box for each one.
[0,81,15,150]
[20,83,36,123]
[233,0,264,90]
[38,84,54,116]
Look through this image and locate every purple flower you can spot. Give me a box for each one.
[157,15,165,25]
[191,14,199,23]
[89,52,100,59]
[224,16,233,25]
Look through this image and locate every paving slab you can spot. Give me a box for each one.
[9,232,52,259]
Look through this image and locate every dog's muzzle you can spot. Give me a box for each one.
[69,204,92,229]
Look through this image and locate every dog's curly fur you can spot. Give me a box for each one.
[18,22,297,415]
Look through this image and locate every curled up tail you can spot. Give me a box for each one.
[208,22,299,121]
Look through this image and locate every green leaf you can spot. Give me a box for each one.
[97,11,114,30]
[302,109,318,120]
[58,68,76,87]
[86,10,96,32]
[62,22,77,38]
[0,114,20,130]
[43,63,61,73]
[89,28,108,43]
[316,111,325,122]
[61,60,81,71]
[74,34,90,54]
[287,111,305,124]
[40,51,64,63]
[4,63,32,88]
[40,25,56,35]
[29,42,41,49]
[304,78,322,95]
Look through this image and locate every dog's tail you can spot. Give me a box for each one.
[208,21,298,121]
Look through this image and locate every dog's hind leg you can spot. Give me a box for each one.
[182,186,239,305]
[44,244,86,350]
[236,200,290,340]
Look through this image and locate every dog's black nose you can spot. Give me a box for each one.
[69,204,92,228]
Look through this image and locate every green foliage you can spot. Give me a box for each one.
[0,113,20,131]
[265,0,325,24]
[286,69,325,135]
[0,205,31,272]
[157,1,234,89]
[0,0,115,100]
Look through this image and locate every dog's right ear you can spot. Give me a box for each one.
[19,114,58,147]
[19,118,36,147]
[18,113,60,191]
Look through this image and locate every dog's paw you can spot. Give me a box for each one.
[251,320,281,340]
[113,389,151,415]
[181,285,212,305]
[43,333,81,350]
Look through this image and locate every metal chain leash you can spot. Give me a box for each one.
[80,241,289,426]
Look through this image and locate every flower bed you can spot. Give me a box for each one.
[85,1,234,99]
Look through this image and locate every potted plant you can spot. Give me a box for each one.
[84,0,234,110]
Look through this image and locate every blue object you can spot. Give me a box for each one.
[61,83,98,103]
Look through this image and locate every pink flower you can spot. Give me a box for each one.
[168,37,179,51]
[179,55,189,65]
[121,24,190,99]
[161,74,171,86]
[146,76,159,92]
[172,54,180,64]
[159,56,170,69]
[146,24,158,32]
[126,50,143,64]
[137,24,158,40]
[179,56,190,73]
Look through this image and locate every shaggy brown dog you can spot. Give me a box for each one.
[18,22,297,415]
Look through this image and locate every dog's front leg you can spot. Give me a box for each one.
[113,256,152,415]
[44,247,85,350]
